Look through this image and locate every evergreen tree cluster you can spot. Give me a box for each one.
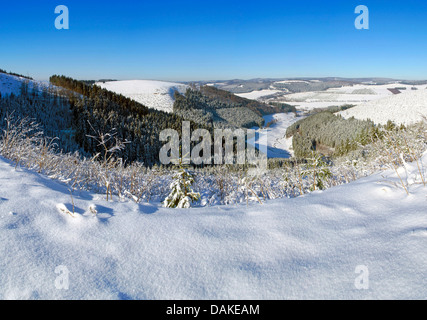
[0,82,77,153]
[173,85,297,130]
[198,85,292,116]
[49,75,207,166]
[173,87,265,129]
[286,112,375,157]
[308,104,355,115]
[267,102,297,115]
[163,160,201,208]
[272,80,350,93]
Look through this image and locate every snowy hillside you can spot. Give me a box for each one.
[0,73,23,96]
[235,89,282,100]
[1,152,427,299]
[339,88,427,125]
[95,80,188,113]
[0,73,48,96]
[277,83,427,111]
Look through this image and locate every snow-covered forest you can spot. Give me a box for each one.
[1,72,427,207]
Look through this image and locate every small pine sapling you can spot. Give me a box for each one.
[163,159,200,208]
[301,152,332,191]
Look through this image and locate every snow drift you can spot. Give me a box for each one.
[0,152,426,299]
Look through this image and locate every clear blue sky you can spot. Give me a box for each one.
[1,0,426,81]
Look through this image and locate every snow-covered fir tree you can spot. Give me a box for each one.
[163,160,200,208]
[301,151,332,191]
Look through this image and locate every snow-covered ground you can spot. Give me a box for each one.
[235,89,282,100]
[0,73,23,96]
[274,80,312,84]
[0,73,48,96]
[1,151,426,299]
[339,88,427,126]
[96,80,188,113]
[251,113,301,158]
[276,83,427,111]
[0,74,187,114]
[250,83,427,157]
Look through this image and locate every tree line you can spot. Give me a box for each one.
[286,111,376,157]
[0,68,33,80]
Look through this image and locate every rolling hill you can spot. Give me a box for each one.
[95,80,188,113]
[0,72,49,97]
[339,88,427,125]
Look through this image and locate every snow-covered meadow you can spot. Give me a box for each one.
[95,80,188,113]
[339,88,427,125]
[269,83,427,112]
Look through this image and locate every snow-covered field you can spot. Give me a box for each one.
[235,89,282,100]
[339,88,427,126]
[233,82,427,112]
[276,83,427,111]
[274,80,312,84]
[1,151,427,299]
[96,80,188,113]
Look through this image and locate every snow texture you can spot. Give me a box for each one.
[339,88,427,125]
[0,153,426,299]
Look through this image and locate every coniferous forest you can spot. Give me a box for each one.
[3,75,275,167]
[286,111,377,157]
[49,75,209,165]
[173,85,297,129]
